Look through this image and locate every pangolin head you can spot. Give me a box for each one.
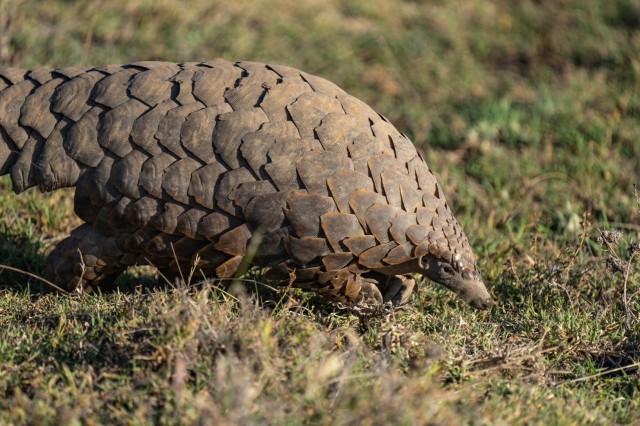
[417,253,494,310]
[412,217,495,310]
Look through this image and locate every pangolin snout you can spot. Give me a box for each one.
[469,295,496,310]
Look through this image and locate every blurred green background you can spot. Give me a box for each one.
[4,0,639,234]
[1,0,640,424]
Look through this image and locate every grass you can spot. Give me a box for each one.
[1,0,639,424]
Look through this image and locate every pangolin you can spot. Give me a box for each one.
[0,60,494,309]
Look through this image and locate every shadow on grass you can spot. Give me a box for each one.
[0,225,345,312]
[0,224,320,306]
[0,227,50,294]
[0,227,182,296]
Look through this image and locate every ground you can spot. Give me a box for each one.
[0,0,639,424]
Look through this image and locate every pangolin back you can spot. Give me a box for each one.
[0,60,493,309]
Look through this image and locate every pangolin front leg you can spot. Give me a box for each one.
[381,275,416,306]
[358,277,384,304]
[44,224,126,292]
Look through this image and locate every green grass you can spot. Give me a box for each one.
[1,0,640,424]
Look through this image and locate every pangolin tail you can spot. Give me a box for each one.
[0,66,86,193]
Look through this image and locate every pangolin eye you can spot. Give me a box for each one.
[441,263,455,276]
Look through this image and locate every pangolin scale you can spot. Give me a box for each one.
[0,60,494,309]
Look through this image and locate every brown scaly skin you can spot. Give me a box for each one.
[0,60,494,310]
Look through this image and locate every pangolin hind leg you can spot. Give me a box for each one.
[43,224,126,292]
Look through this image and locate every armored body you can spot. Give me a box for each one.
[0,60,493,309]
